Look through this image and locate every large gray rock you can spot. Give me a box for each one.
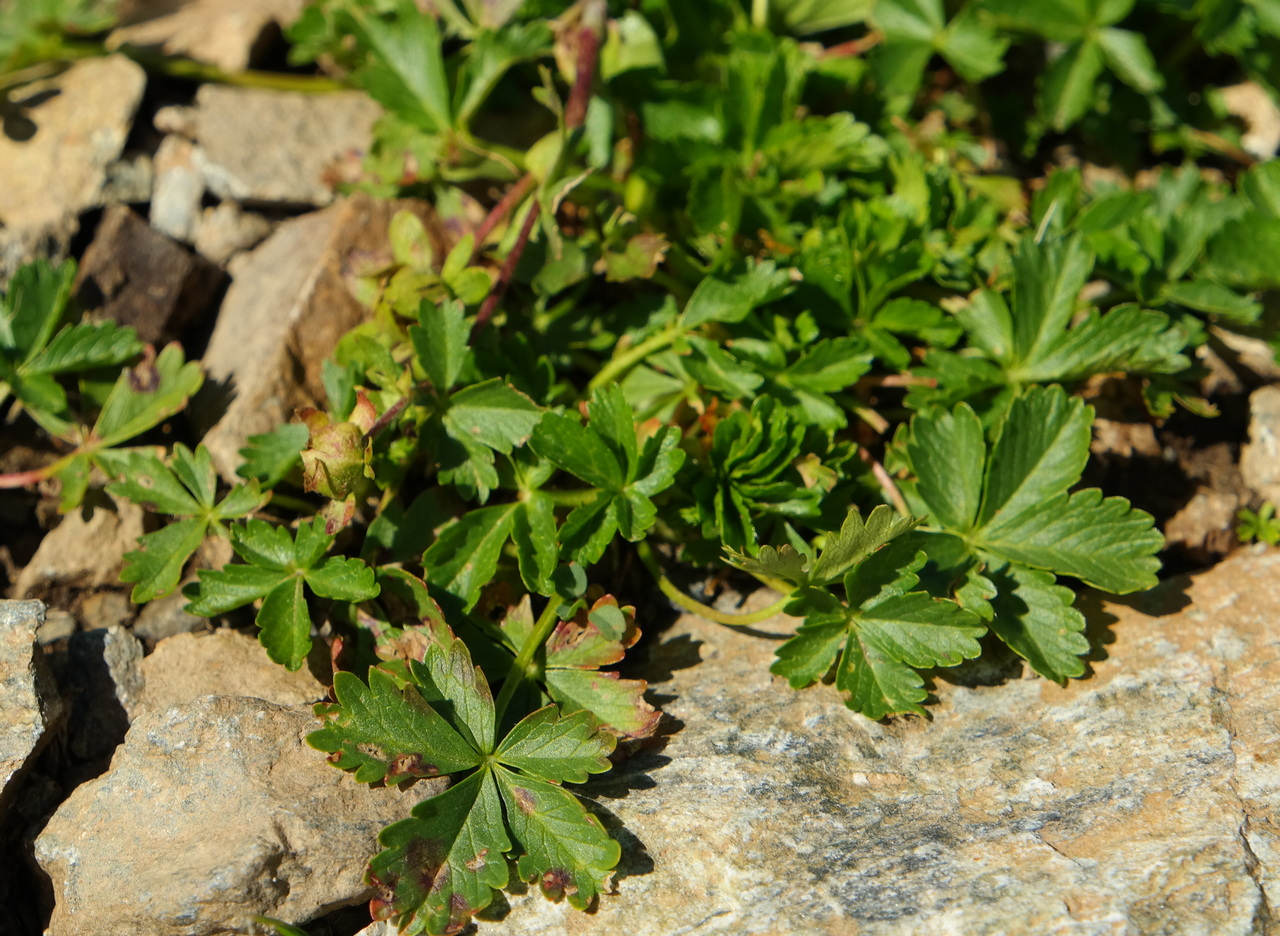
[1241,384,1280,504]
[192,85,381,206]
[0,56,147,280]
[194,194,446,479]
[35,696,443,936]
[488,547,1280,935]
[0,600,63,821]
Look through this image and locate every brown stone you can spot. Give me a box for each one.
[73,205,225,346]
[194,194,446,480]
[110,0,308,73]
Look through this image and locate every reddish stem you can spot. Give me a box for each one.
[858,446,910,518]
[0,467,52,489]
[470,172,537,265]
[471,201,541,342]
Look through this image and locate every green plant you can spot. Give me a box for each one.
[6,0,1280,933]
[1238,502,1280,545]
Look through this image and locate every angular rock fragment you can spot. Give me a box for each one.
[150,136,205,244]
[13,493,145,602]
[491,548,1280,935]
[192,86,382,206]
[73,204,225,346]
[194,201,274,264]
[0,601,63,822]
[135,629,325,715]
[194,194,446,479]
[36,696,443,936]
[59,626,143,761]
[0,56,147,281]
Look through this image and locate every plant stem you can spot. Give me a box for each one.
[858,446,910,518]
[470,200,540,341]
[586,324,681,393]
[493,596,561,724]
[470,173,537,263]
[636,540,792,627]
[61,40,347,92]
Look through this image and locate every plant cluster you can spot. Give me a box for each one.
[4,0,1280,933]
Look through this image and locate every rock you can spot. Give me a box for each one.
[1241,385,1280,504]
[36,695,443,936]
[150,136,205,243]
[1222,81,1280,161]
[78,591,135,632]
[99,152,155,206]
[0,56,147,281]
[484,548,1280,935]
[194,201,274,264]
[131,588,209,644]
[73,204,225,346]
[13,493,146,603]
[35,610,76,646]
[58,626,144,762]
[0,600,63,822]
[1164,487,1240,566]
[194,194,446,479]
[135,629,325,715]
[192,85,382,206]
[110,0,307,73]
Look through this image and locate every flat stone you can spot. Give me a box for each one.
[192,85,381,206]
[73,204,225,346]
[110,0,307,73]
[131,589,209,645]
[13,493,146,603]
[0,600,63,822]
[135,629,325,716]
[488,547,1280,935]
[194,194,446,480]
[1241,385,1280,504]
[35,695,444,936]
[0,56,147,281]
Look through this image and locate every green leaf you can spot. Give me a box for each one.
[93,344,204,447]
[897,386,1162,680]
[0,258,75,365]
[412,299,470,392]
[23,321,142,375]
[185,518,378,669]
[412,638,498,754]
[237,423,309,487]
[348,0,452,132]
[443,379,542,453]
[1040,39,1105,132]
[310,667,482,783]
[370,770,510,934]
[496,767,619,909]
[1096,27,1162,93]
[424,503,520,610]
[495,706,616,783]
[118,519,207,604]
[681,261,791,328]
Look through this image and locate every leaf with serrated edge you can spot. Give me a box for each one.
[545,669,660,739]
[530,412,623,490]
[443,379,541,453]
[258,577,314,670]
[425,503,519,610]
[983,561,1089,681]
[412,298,469,391]
[309,668,480,783]
[496,766,620,909]
[368,769,509,936]
[496,706,616,783]
[24,320,141,375]
[724,544,811,586]
[904,402,985,532]
[229,519,295,570]
[93,344,204,447]
[810,505,920,585]
[102,448,200,515]
[237,423,309,487]
[410,638,497,754]
[120,518,206,603]
[184,564,285,615]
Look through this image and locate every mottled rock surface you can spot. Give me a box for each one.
[35,696,442,936]
[12,494,145,603]
[192,86,381,206]
[489,546,1280,935]
[0,601,62,821]
[1242,385,1280,504]
[0,56,147,280]
[194,194,444,479]
[135,629,326,715]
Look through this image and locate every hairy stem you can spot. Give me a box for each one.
[636,541,792,627]
[586,324,680,393]
[493,596,562,723]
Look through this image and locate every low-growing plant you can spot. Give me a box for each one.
[6,0,1280,933]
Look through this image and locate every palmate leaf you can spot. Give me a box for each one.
[870,0,1008,98]
[184,517,379,670]
[530,386,685,565]
[768,534,985,719]
[102,442,270,600]
[897,384,1162,680]
[312,638,619,936]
